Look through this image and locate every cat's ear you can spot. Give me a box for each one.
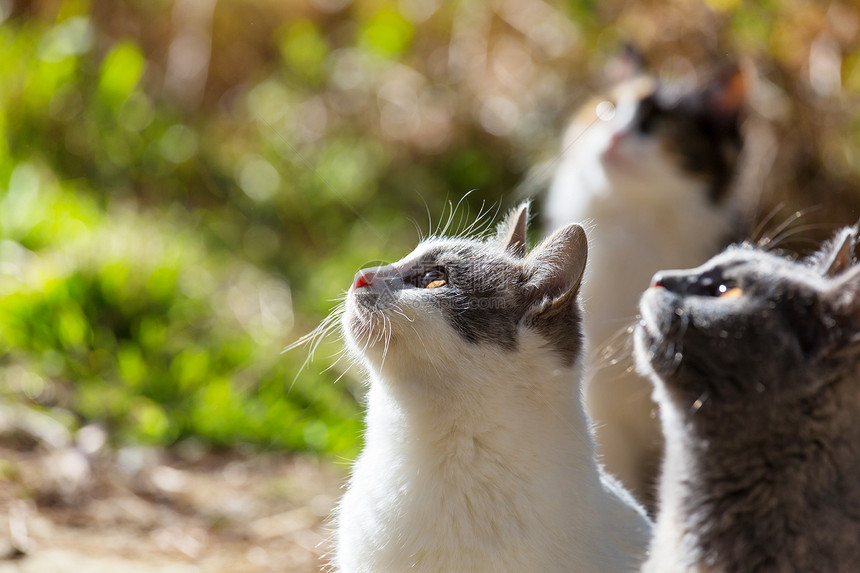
[496,202,530,257]
[523,223,588,311]
[702,63,748,122]
[811,225,860,277]
[821,227,860,322]
[824,264,860,323]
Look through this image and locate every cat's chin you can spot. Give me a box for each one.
[633,320,664,382]
[600,145,632,169]
[636,287,687,376]
[638,287,671,337]
[343,300,390,356]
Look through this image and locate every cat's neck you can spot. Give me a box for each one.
[549,143,720,208]
[646,375,860,573]
[363,331,594,457]
[341,330,651,572]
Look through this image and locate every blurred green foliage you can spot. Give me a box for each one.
[1,0,858,459]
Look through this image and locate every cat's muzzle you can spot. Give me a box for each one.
[351,265,403,310]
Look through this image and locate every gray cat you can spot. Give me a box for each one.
[635,226,860,573]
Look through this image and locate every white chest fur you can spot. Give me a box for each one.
[333,331,651,573]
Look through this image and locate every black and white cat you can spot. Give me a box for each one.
[334,204,651,572]
[635,227,860,572]
[544,55,748,509]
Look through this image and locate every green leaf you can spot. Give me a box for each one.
[279,20,329,81]
[358,9,414,59]
[98,41,145,107]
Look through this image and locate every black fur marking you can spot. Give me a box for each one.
[649,87,743,204]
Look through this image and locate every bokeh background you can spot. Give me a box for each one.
[0,0,858,571]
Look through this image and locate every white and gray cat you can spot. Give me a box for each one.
[334,204,651,572]
[636,227,860,572]
[544,52,748,510]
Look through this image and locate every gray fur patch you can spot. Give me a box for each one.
[353,217,586,366]
[636,231,860,572]
[422,242,524,350]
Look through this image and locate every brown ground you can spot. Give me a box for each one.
[0,414,346,573]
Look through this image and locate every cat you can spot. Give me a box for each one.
[635,226,860,573]
[543,52,748,511]
[333,203,652,573]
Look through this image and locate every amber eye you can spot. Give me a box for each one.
[718,285,743,299]
[421,269,446,289]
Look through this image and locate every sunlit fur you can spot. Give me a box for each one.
[332,205,651,573]
[636,227,860,573]
[544,68,745,509]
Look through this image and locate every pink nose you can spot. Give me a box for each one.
[354,270,374,289]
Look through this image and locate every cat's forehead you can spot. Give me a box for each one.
[703,246,822,283]
[405,237,517,270]
[711,245,787,267]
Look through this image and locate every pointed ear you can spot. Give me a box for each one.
[496,202,530,257]
[523,223,588,311]
[822,226,860,322]
[810,225,859,277]
[825,263,860,322]
[704,64,748,121]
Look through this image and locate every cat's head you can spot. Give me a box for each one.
[343,203,587,381]
[569,54,747,203]
[635,226,860,415]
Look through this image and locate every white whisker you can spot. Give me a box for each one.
[321,347,351,374]
[766,222,834,252]
[332,362,357,386]
[757,206,822,250]
[751,201,786,244]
